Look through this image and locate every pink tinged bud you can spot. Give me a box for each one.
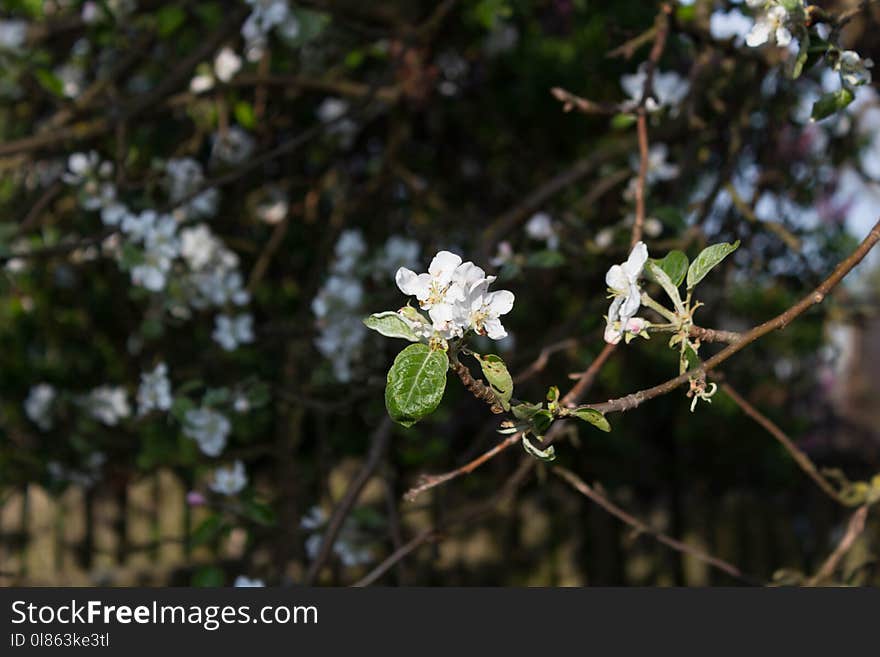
[624,317,647,333]
[186,491,206,507]
[603,324,622,345]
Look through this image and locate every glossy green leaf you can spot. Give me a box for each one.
[385,344,448,427]
[811,88,855,121]
[649,250,688,287]
[686,240,740,290]
[570,407,611,432]
[364,312,421,342]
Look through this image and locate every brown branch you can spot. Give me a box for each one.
[451,358,504,414]
[404,342,616,502]
[357,459,534,586]
[554,466,758,584]
[688,325,742,344]
[585,219,880,415]
[806,505,870,586]
[513,338,578,384]
[721,383,847,505]
[304,417,393,584]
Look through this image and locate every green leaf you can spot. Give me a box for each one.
[811,88,855,121]
[384,344,448,427]
[191,514,225,546]
[34,69,64,97]
[531,409,554,437]
[233,101,256,130]
[791,32,810,79]
[477,354,513,411]
[526,249,565,268]
[522,435,556,461]
[241,498,276,526]
[285,8,331,46]
[191,565,226,587]
[611,113,637,130]
[156,5,186,36]
[645,260,684,313]
[570,407,611,432]
[363,312,421,342]
[686,240,740,290]
[512,402,542,420]
[649,250,688,287]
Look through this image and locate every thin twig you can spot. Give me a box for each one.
[806,505,870,586]
[721,383,846,504]
[554,466,758,584]
[304,417,393,584]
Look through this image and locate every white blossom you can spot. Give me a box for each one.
[210,460,247,495]
[525,212,559,250]
[234,575,265,587]
[710,9,754,44]
[165,158,219,220]
[211,127,255,166]
[621,64,690,112]
[25,383,56,431]
[301,506,372,567]
[836,51,873,90]
[137,363,172,415]
[183,407,231,456]
[87,386,131,426]
[746,5,794,48]
[213,313,255,351]
[375,235,420,275]
[0,19,28,52]
[604,241,648,344]
[214,46,242,83]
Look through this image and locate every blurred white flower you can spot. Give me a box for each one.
[525,212,559,250]
[87,386,131,426]
[835,51,873,90]
[210,460,247,495]
[214,46,242,83]
[213,313,255,351]
[234,575,265,587]
[0,19,28,52]
[746,5,794,48]
[710,9,754,44]
[137,363,172,415]
[25,383,56,431]
[211,127,255,166]
[183,407,231,456]
[621,64,689,112]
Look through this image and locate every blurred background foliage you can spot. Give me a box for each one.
[0,0,878,586]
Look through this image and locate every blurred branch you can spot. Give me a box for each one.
[806,505,870,586]
[553,466,758,584]
[721,383,847,505]
[304,417,393,585]
[357,460,534,586]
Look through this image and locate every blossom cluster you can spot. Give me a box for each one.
[313,231,421,381]
[395,251,515,341]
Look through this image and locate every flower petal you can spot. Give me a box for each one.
[428,250,462,284]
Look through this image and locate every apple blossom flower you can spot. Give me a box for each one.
[448,275,515,340]
[25,383,56,431]
[210,460,247,495]
[525,212,560,250]
[835,51,873,90]
[214,46,242,83]
[137,363,172,415]
[621,64,689,112]
[183,407,231,456]
[213,313,255,351]
[746,4,794,48]
[234,575,265,587]
[0,19,28,52]
[87,386,131,426]
[395,250,464,312]
[604,241,648,344]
